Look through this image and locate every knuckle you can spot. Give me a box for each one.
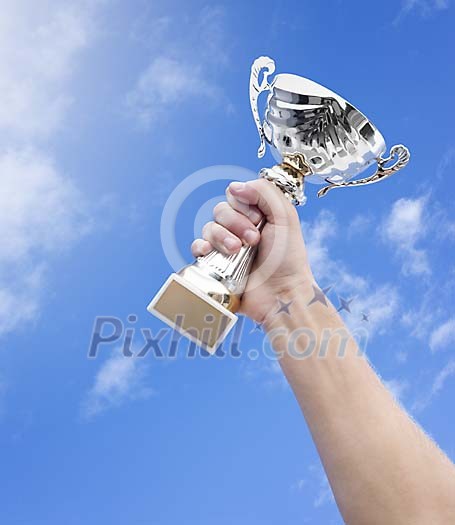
[213,201,229,220]
[236,213,252,231]
[212,224,226,242]
[201,221,214,239]
[226,191,243,210]
[248,179,264,191]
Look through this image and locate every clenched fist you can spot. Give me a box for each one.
[191,179,313,324]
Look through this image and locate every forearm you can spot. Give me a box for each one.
[265,282,455,525]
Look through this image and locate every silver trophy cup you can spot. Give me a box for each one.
[147,56,410,352]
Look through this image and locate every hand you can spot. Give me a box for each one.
[191,179,313,324]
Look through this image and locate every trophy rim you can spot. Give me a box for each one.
[249,56,409,193]
[272,72,387,150]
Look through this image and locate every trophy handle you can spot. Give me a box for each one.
[317,144,410,198]
[249,56,275,159]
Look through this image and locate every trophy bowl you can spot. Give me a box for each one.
[264,75,386,182]
[250,56,410,201]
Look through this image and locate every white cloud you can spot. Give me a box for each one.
[241,359,288,390]
[302,210,399,337]
[0,149,90,263]
[394,0,450,24]
[0,149,91,336]
[436,146,455,181]
[429,318,455,352]
[431,359,455,395]
[303,210,367,292]
[125,6,231,130]
[82,353,154,419]
[396,351,408,364]
[310,464,335,508]
[381,196,431,276]
[130,6,229,66]
[0,0,96,140]
[126,57,220,128]
[401,289,441,340]
[314,479,334,508]
[292,463,335,508]
[384,378,409,402]
[413,359,455,412]
[352,285,400,336]
[290,479,306,491]
[0,1,102,337]
[382,197,426,245]
[304,210,338,272]
[400,280,454,349]
[347,214,372,238]
[0,266,44,337]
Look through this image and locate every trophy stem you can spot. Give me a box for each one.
[198,218,264,290]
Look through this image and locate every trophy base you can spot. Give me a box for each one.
[147,272,238,354]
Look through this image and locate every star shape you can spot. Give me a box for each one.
[250,322,263,333]
[337,296,354,313]
[322,285,333,295]
[276,298,293,315]
[307,284,332,307]
[361,312,369,322]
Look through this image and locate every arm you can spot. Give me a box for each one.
[192,179,455,525]
[264,286,455,525]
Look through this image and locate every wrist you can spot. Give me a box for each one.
[261,276,318,332]
[261,277,346,336]
[261,281,358,365]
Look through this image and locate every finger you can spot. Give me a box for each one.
[191,238,213,258]
[202,221,242,255]
[228,179,295,225]
[226,187,263,225]
[213,201,260,246]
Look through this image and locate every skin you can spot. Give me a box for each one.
[192,179,455,525]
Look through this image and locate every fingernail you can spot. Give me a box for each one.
[230,182,245,193]
[243,229,258,245]
[224,237,240,251]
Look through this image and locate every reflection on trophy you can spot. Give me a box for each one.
[147,56,410,352]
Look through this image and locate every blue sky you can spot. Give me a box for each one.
[0,1,454,524]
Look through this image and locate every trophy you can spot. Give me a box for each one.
[147,56,410,352]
